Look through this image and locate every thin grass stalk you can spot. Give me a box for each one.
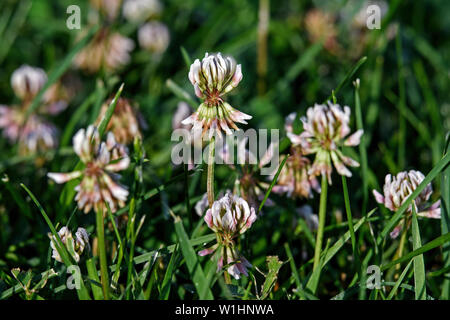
[313,174,328,271]
[341,176,358,260]
[95,208,110,300]
[257,0,269,95]
[396,28,406,169]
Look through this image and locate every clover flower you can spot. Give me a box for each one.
[0,65,70,156]
[305,9,339,54]
[49,226,90,263]
[18,115,59,156]
[123,0,162,22]
[11,65,47,102]
[48,125,130,214]
[199,192,256,279]
[95,97,143,145]
[75,28,134,74]
[299,102,363,184]
[89,0,121,22]
[272,113,321,198]
[138,21,170,55]
[182,53,251,138]
[373,170,441,238]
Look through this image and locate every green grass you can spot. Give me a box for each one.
[0,0,449,301]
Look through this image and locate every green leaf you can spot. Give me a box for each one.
[324,56,367,103]
[411,205,427,300]
[20,184,91,300]
[173,214,214,300]
[381,232,450,271]
[159,245,180,300]
[97,83,124,138]
[387,260,413,300]
[441,133,450,299]
[86,258,104,300]
[258,154,288,213]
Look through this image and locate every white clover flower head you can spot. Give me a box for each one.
[18,115,59,155]
[299,102,363,184]
[138,21,170,54]
[204,191,256,239]
[0,105,25,143]
[104,33,135,72]
[123,0,162,22]
[90,0,121,21]
[49,226,90,263]
[48,125,130,214]
[182,53,251,138]
[373,170,441,238]
[75,30,134,74]
[198,192,256,279]
[11,65,47,101]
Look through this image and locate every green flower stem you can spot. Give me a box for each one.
[207,137,216,208]
[313,174,328,271]
[96,209,110,300]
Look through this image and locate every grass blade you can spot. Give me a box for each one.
[20,184,91,300]
[440,133,450,298]
[387,260,413,300]
[411,205,427,299]
[173,214,214,299]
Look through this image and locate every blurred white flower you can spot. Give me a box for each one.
[138,21,170,54]
[123,0,162,22]
[75,29,134,74]
[11,65,47,101]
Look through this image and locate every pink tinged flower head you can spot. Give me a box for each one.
[199,192,256,279]
[48,125,130,214]
[75,29,134,74]
[95,97,142,145]
[18,115,59,155]
[123,0,162,22]
[204,192,256,238]
[272,148,321,199]
[0,105,24,142]
[184,53,251,138]
[299,102,363,184]
[11,65,47,101]
[373,170,441,238]
[49,226,90,263]
[138,21,170,54]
